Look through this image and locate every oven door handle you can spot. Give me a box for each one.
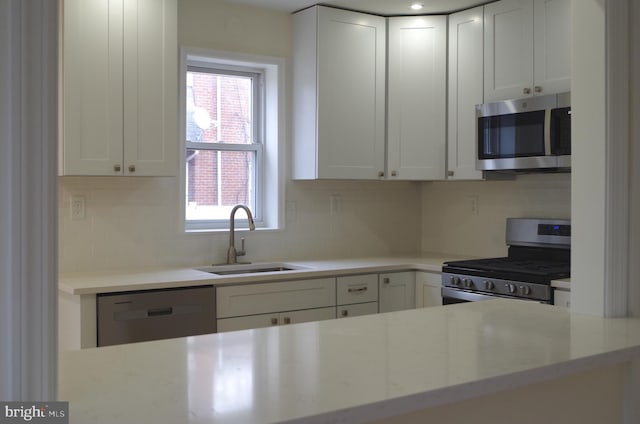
[442,287,505,302]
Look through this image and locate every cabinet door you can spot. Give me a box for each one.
[216,278,336,318]
[484,0,534,102]
[387,16,446,180]
[217,307,336,333]
[533,0,570,95]
[553,289,571,308]
[415,271,442,308]
[447,7,485,181]
[337,302,378,319]
[123,0,177,176]
[316,7,386,179]
[217,313,280,333]
[280,307,336,325]
[379,272,416,313]
[61,0,124,175]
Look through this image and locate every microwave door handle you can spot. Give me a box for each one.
[544,109,552,155]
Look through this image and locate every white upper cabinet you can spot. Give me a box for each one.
[387,16,447,180]
[447,7,485,181]
[484,0,570,102]
[60,0,177,176]
[532,0,571,95]
[293,6,386,180]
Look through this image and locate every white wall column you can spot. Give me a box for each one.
[571,0,630,317]
[0,0,58,400]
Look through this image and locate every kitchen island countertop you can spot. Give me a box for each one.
[59,299,639,424]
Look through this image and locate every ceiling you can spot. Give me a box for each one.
[222,0,488,16]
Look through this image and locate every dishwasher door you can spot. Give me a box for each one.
[97,286,216,347]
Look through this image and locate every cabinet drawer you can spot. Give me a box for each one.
[216,278,336,318]
[337,274,378,305]
[337,302,378,319]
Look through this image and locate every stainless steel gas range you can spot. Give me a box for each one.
[441,218,570,304]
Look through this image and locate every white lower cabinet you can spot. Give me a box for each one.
[217,307,336,333]
[553,289,571,308]
[415,271,443,308]
[336,275,379,319]
[215,271,424,332]
[216,278,337,333]
[216,278,336,318]
[379,272,416,313]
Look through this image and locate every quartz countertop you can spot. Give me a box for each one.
[58,254,470,295]
[58,299,639,424]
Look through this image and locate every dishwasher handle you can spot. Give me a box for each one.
[147,307,173,317]
[113,305,200,321]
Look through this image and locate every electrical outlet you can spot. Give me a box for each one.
[330,194,342,216]
[469,195,479,216]
[70,195,86,220]
[286,201,297,223]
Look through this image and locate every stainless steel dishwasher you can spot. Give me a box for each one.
[97,286,216,347]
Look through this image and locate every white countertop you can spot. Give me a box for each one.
[58,300,640,424]
[58,254,468,295]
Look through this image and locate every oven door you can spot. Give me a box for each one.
[441,287,501,305]
[441,287,549,305]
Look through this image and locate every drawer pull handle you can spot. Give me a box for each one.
[348,286,368,293]
[271,318,278,325]
[147,307,173,317]
[283,317,291,324]
[341,309,348,317]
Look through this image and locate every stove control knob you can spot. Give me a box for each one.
[506,283,517,294]
[463,278,474,288]
[449,276,461,286]
[484,280,495,290]
[520,285,532,295]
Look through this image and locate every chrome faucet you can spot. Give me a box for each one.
[226,204,255,264]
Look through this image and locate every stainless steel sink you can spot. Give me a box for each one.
[196,262,308,276]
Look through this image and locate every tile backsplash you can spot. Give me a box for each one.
[58,177,422,273]
[59,174,570,273]
[421,174,571,257]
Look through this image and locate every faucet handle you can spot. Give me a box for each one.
[237,237,247,257]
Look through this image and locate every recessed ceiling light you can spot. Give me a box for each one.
[410,2,424,11]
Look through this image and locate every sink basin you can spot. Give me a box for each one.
[196,262,308,276]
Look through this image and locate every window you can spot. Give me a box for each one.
[181,49,283,231]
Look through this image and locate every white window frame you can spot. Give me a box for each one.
[180,47,285,232]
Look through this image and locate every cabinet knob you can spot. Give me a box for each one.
[128,165,136,173]
[270,317,278,325]
[523,87,531,95]
[447,170,454,177]
[378,171,384,177]
[341,309,348,317]
[391,170,397,177]
[283,317,291,325]
[114,164,121,172]
[383,277,390,285]
[534,86,542,93]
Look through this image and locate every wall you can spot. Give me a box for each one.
[570,0,606,315]
[58,177,421,272]
[421,174,571,257]
[58,0,573,273]
[57,0,426,274]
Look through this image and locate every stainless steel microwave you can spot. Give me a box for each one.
[476,92,571,172]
